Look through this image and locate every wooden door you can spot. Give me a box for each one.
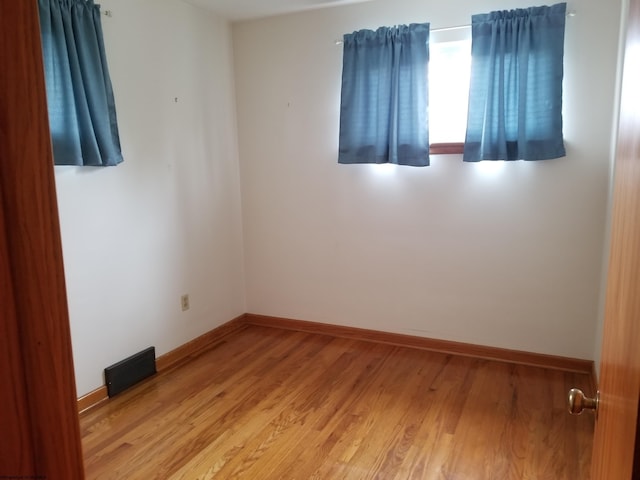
[0,1,85,478]
[590,0,640,477]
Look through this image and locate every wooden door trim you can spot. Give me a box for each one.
[590,0,640,476]
[0,174,37,477]
[0,1,85,478]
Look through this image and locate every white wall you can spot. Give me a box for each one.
[233,0,622,360]
[55,0,245,396]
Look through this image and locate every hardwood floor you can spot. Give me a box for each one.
[80,325,595,479]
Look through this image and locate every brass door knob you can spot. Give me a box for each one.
[568,388,599,415]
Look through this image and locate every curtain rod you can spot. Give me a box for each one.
[334,11,576,45]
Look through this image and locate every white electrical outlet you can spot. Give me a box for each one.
[181,294,190,311]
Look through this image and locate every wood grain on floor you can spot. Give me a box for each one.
[80,325,595,479]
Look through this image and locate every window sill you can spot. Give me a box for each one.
[430,143,463,155]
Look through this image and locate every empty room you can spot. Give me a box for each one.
[3,0,639,478]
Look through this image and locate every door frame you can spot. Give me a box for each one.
[0,1,85,478]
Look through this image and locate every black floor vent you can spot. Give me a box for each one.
[104,346,156,397]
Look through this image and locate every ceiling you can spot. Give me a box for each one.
[183,0,374,22]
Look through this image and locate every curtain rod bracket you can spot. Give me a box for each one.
[103,10,113,17]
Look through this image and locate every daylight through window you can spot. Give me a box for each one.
[428,29,471,145]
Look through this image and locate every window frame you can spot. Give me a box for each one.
[430,142,464,155]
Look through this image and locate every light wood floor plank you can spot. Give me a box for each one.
[80,325,594,479]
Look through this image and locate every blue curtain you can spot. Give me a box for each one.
[338,24,430,167]
[39,0,123,166]
[463,3,566,162]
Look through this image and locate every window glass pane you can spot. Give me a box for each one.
[429,38,471,143]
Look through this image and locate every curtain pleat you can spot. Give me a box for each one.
[338,24,430,167]
[39,0,123,166]
[463,3,566,162]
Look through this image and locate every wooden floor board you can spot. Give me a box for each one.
[80,325,594,479]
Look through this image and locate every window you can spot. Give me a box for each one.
[338,3,566,165]
[38,0,123,166]
[428,28,471,154]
